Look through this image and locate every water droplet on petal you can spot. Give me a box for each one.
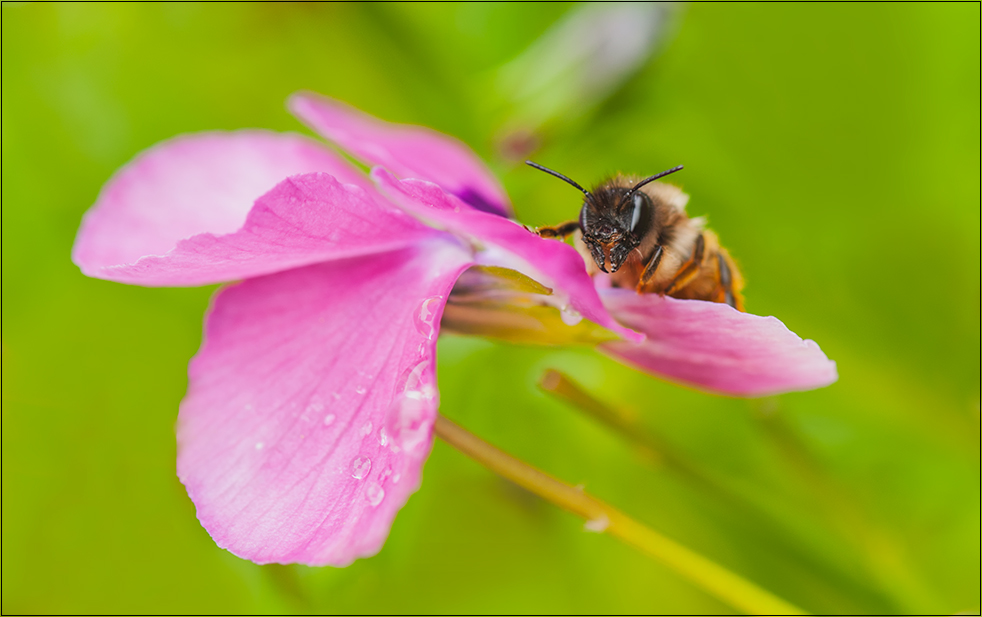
[355,385,367,395]
[361,421,373,436]
[306,399,324,415]
[379,466,393,482]
[560,304,583,326]
[584,513,609,533]
[255,442,264,450]
[414,296,443,340]
[331,392,341,400]
[392,473,401,484]
[385,361,437,452]
[366,483,385,506]
[378,427,389,447]
[350,456,372,479]
[396,360,431,393]
[323,413,336,426]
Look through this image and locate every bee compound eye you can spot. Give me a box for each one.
[630,192,646,232]
[578,205,590,232]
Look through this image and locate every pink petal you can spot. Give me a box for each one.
[289,92,513,217]
[599,288,838,397]
[373,169,644,343]
[78,173,442,286]
[73,130,375,276]
[177,240,473,566]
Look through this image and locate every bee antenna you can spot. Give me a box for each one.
[525,160,593,201]
[617,165,684,209]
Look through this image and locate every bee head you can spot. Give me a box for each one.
[525,161,684,274]
[578,190,645,273]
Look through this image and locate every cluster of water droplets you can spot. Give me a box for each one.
[339,296,446,510]
[348,455,406,508]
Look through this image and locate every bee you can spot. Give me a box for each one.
[527,161,745,311]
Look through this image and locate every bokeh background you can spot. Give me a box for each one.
[3,3,979,614]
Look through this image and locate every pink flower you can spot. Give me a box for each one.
[72,93,836,566]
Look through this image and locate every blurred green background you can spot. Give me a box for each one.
[2,3,978,614]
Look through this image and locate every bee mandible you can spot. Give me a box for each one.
[527,161,745,311]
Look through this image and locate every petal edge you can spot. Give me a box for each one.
[600,289,838,397]
[82,173,440,287]
[289,92,513,217]
[73,130,371,274]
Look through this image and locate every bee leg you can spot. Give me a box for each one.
[536,220,581,238]
[663,233,706,295]
[636,245,664,292]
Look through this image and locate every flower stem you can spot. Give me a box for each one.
[433,414,807,616]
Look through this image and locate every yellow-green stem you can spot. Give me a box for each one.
[434,414,806,616]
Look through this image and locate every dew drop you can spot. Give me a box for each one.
[331,392,341,400]
[385,360,437,453]
[366,483,385,507]
[392,473,401,484]
[413,296,443,340]
[378,427,389,447]
[361,420,373,436]
[323,413,336,426]
[350,456,372,480]
[387,394,432,452]
[379,466,393,482]
[397,360,431,393]
[355,385,367,395]
[254,442,264,450]
[306,400,324,415]
[560,304,583,326]
[584,513,609,533]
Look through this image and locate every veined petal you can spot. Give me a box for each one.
[289,92,512,217]
[373,169,643,343]
[79,173,441,287]
[599,289,838,397]
[73,131,372,273]
[177,240,473,566]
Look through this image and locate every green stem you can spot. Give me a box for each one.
[433,414,807,616]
